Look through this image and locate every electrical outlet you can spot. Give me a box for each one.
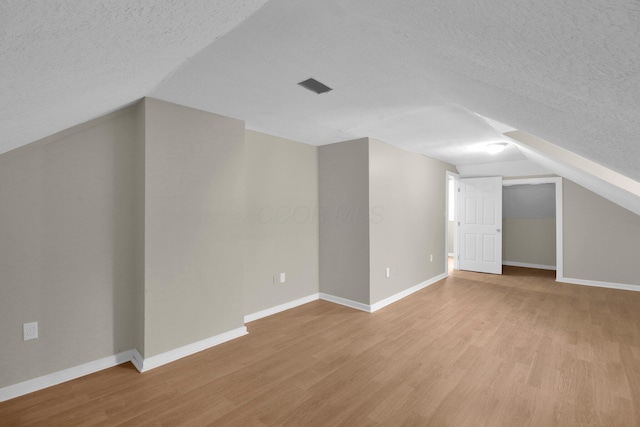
[385,267,390,278]
[280,272,286,284]
[430,254,433,262]
[23,322,38,341]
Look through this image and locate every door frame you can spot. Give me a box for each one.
[502,177,563,279]
[445,171,460,273]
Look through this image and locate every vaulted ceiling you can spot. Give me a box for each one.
[2,1,639,208]
[0,0,270,155]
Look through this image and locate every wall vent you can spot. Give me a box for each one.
[298,78,332,94]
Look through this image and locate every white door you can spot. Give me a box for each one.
[457,177,502,274]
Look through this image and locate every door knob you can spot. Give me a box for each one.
[497,228,501,232]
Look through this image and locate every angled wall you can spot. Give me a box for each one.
[319,137,455,307]
[143,98,246,357]
[368,139,454,304]
[563,180,640,287]
[0,107,143,389]
[0,98,319,395]
[318,138,370,305]
[244,130,319,316]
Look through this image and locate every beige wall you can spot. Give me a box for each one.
[0,107,142,388]
[319,137,454,306]
[0,99,322,391]
[318,138,370,304]
[244,130,319,315]
[143,98,246,357]
[10,96,640,393]
[563,180,640,286]
[503,218,556,266]
[132,101,146,355]
[368,139,454,304]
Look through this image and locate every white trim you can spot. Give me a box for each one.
[0,326,250,401]
[503,177,559,186]
[130,348,144,372]
[555,178,564,280]
[319,293,371,313]
[244,293,320,323]
[369,273,448,312]
[448,252,454,257]
[502,177,563,281]
[505,130,640,217]
[558,277,640,293]
[502,261,556,271]
[447,171,461,272]
[0,350,133,402]
[134,327,248,372]
[319,273,448,314]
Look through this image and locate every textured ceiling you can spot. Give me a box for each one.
[0,0,268,155]
[152,0,640,176]
[2,0,640,180]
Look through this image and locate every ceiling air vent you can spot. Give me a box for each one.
[298,78,333,94]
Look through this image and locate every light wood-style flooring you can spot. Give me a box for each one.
[3,266,640,426]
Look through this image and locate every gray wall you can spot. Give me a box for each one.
[0,108,142,388]
[143,98,246,357]
[132,101,146,355]
[244,130,319,315]
[319,137,455,306]
[318,138,370,304]
[7,96,640,392]
[369,139,454,304]
[502,184,556,267]
[0,99,320,390]
[563,180,640,286]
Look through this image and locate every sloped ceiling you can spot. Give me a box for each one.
[152,0,640,180]
[2,1,640,185]
[0,0,269,155]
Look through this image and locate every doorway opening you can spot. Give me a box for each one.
[502,183,556,274]
[447,175,563,279]
[502,177,563,279]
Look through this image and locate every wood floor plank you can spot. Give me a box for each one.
[3,265,640,425]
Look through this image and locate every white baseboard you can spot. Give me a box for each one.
[369,272,448,312]
[244,293,320,323]
[134,326,248,372]
[130,348,144,372]
[0,326,249,401]
[502,261,556,271]
[319,272,448,314]
[557,276,640,292]
[0,350,133,402]
[319,293,371,313]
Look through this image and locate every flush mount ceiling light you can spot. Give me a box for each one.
[298,78,333,94]
[486,142,508,154]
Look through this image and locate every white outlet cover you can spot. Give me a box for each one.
[385,267,390,278]
[23,322,38,341]
[280,272,285,283]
